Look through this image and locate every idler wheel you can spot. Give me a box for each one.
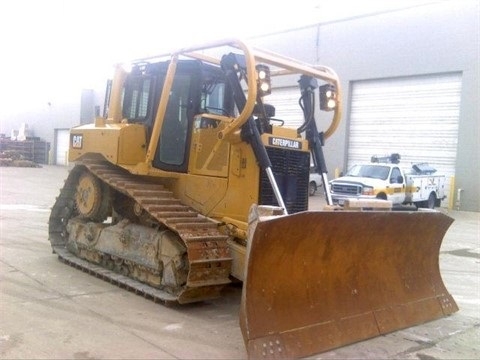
[75,172,111,221]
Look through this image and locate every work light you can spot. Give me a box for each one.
[319,84,337,111]
[256,64,271,96]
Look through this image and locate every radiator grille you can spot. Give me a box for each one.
[259,147,310,214]
[331,183,362,195]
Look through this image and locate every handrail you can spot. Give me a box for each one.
[125,38,342,142]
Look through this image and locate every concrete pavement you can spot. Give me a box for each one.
[0,165,479,359]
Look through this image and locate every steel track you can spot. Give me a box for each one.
[48,158,233,304]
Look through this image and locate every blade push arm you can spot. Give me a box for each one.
[220,53,288,214]
[298,75,334,205]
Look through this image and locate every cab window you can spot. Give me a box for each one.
[390,167,403,183]
[201,82,226,115]
[122,77,152,121]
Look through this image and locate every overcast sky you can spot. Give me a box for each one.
[0,0,450,113]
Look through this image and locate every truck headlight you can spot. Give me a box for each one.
[362,186,374,195]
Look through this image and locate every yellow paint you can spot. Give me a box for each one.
[189,115,231,177]
[69,123,146,165]
[335,168,341,178]
[145,55,179,165]
[209,141,260,222]
[449,176,455,210]
[374,187,408,196]
[73,38,342,234]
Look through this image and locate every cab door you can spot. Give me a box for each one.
[154,73,194,172]
[151,61,205,172]
[388,167,406,204]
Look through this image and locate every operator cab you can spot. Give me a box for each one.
[120,60,234,172]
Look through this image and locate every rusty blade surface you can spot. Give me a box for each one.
[240,210,458,359]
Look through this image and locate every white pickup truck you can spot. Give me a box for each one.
[329,161,447,208]
[309,167,323,196]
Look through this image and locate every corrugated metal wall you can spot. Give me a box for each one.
[265,87,304,129]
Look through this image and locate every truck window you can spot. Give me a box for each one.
[390,167,403,184]
[346,165,390,180]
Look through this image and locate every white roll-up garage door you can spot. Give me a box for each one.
[265,87,304,129]
[55,129,70,166]
[348,72,462,204]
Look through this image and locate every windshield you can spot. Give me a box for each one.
[200,66,233,116]
[345,165,390,180]
[201,81,226,115]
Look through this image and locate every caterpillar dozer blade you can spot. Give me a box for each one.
[240,209,458,359]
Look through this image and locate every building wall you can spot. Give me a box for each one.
[0,89,99,164]
[0,92,80,151]
[80,89,96,125]
[250,1,479,211]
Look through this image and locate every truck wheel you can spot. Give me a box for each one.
[427,193,436,209]
[309,182,316,196]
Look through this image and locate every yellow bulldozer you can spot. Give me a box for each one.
[49,39,457,358]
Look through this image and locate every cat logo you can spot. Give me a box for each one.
[71,134,83,149]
